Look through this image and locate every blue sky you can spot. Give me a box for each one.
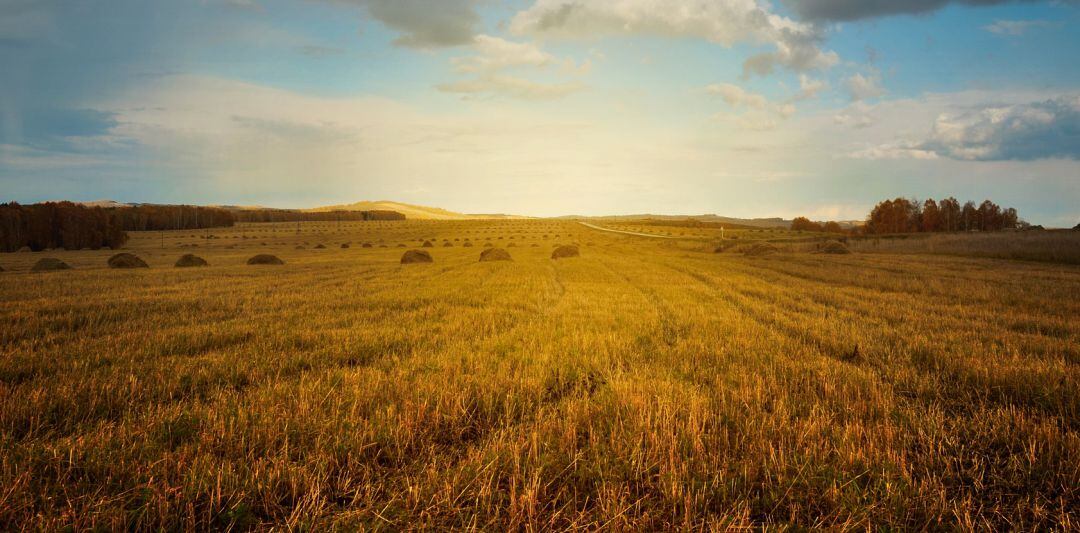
[1,0,1078,224]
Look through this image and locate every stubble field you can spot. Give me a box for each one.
[1,220,1077,530]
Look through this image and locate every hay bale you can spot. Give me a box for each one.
[295,245,306,250]
[32,258,71,272]
[247,254,284,265]
[362,243,373,248]
[507,242,517,247]
[479,248,513,262]
[443,241,453,247]
[463,241,474,247]
[175,254,209,267]
[108,253,148,269]
[422,240,434,248]
[483,242,493,248]
[819,240,851,255]
[743,242,778,257]
[400,249,433,264]
[314,244,326,249]
[341,243,350,249]
[551,245,580,260]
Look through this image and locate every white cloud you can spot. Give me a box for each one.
[440,35,588,100]
[510,0,838,76]
[846,71,885,101]
[707,83,770,109]
[847,142,940,160]
[919,96,1080,160]
[833,102,876,128]
[837,93,1080,161]
[794,74,826,100]
[707,82,797,130]
[983,19,1058,37]
[437,76,585,100]
[450,35,556,73]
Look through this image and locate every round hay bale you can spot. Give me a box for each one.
[551,245,579,260]
[421,240,434,248]
[743,242,778,257]
[314,244,326,249]
[295,245,306,250]
[32,258,71,272]
[483,242,493,248]
[247,254,284,265]
[341,243,350,249]
[400,249,433,264]
[463,241,474,247]
[819,240,851,255]
[362,242,373,248]
[108,253,148,269]
[397,243,407,247]
[443,241,453,247]
[175,254,209,267]
[507,242,517,247]
[479,248,513,262]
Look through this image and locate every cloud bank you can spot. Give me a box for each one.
[510,0,838,76]
[782,0,1044,22]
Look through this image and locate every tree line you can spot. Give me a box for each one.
[865,197,1019,234]
[231,209,406,223]
[791,217,845,233]
[790,197,1022,235]
[113,204,237,232]
[0,202,128,252]
[0,203,239,252]
[0,202,410,252]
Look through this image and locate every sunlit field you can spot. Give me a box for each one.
[1,220,1078,530]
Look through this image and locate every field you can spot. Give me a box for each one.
[1,220,1078,530]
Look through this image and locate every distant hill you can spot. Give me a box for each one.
[78,200,131,209]
[308,200,526,220]
[557,213,793,229]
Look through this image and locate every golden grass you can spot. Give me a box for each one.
[848,230,1080,264]
[0,220,1077,529]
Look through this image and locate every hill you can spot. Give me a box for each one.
[307,200,525,220]
[558,213,792,229]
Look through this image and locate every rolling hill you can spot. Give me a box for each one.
[307,201,525,220]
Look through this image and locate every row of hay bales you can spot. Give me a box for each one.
[25,253,215,272]
[403,245,579,264]
[714,240,851,256]
[17,246,582,272]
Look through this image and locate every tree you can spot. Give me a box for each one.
[961,201,978,231]
[791,217,824,232]
[921,199,940,232]
[939,197,961,232]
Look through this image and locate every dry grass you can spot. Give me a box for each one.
[0,219,1077,530]
[848,230,1080,264]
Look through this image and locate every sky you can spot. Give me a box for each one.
[0,0,1078,224]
